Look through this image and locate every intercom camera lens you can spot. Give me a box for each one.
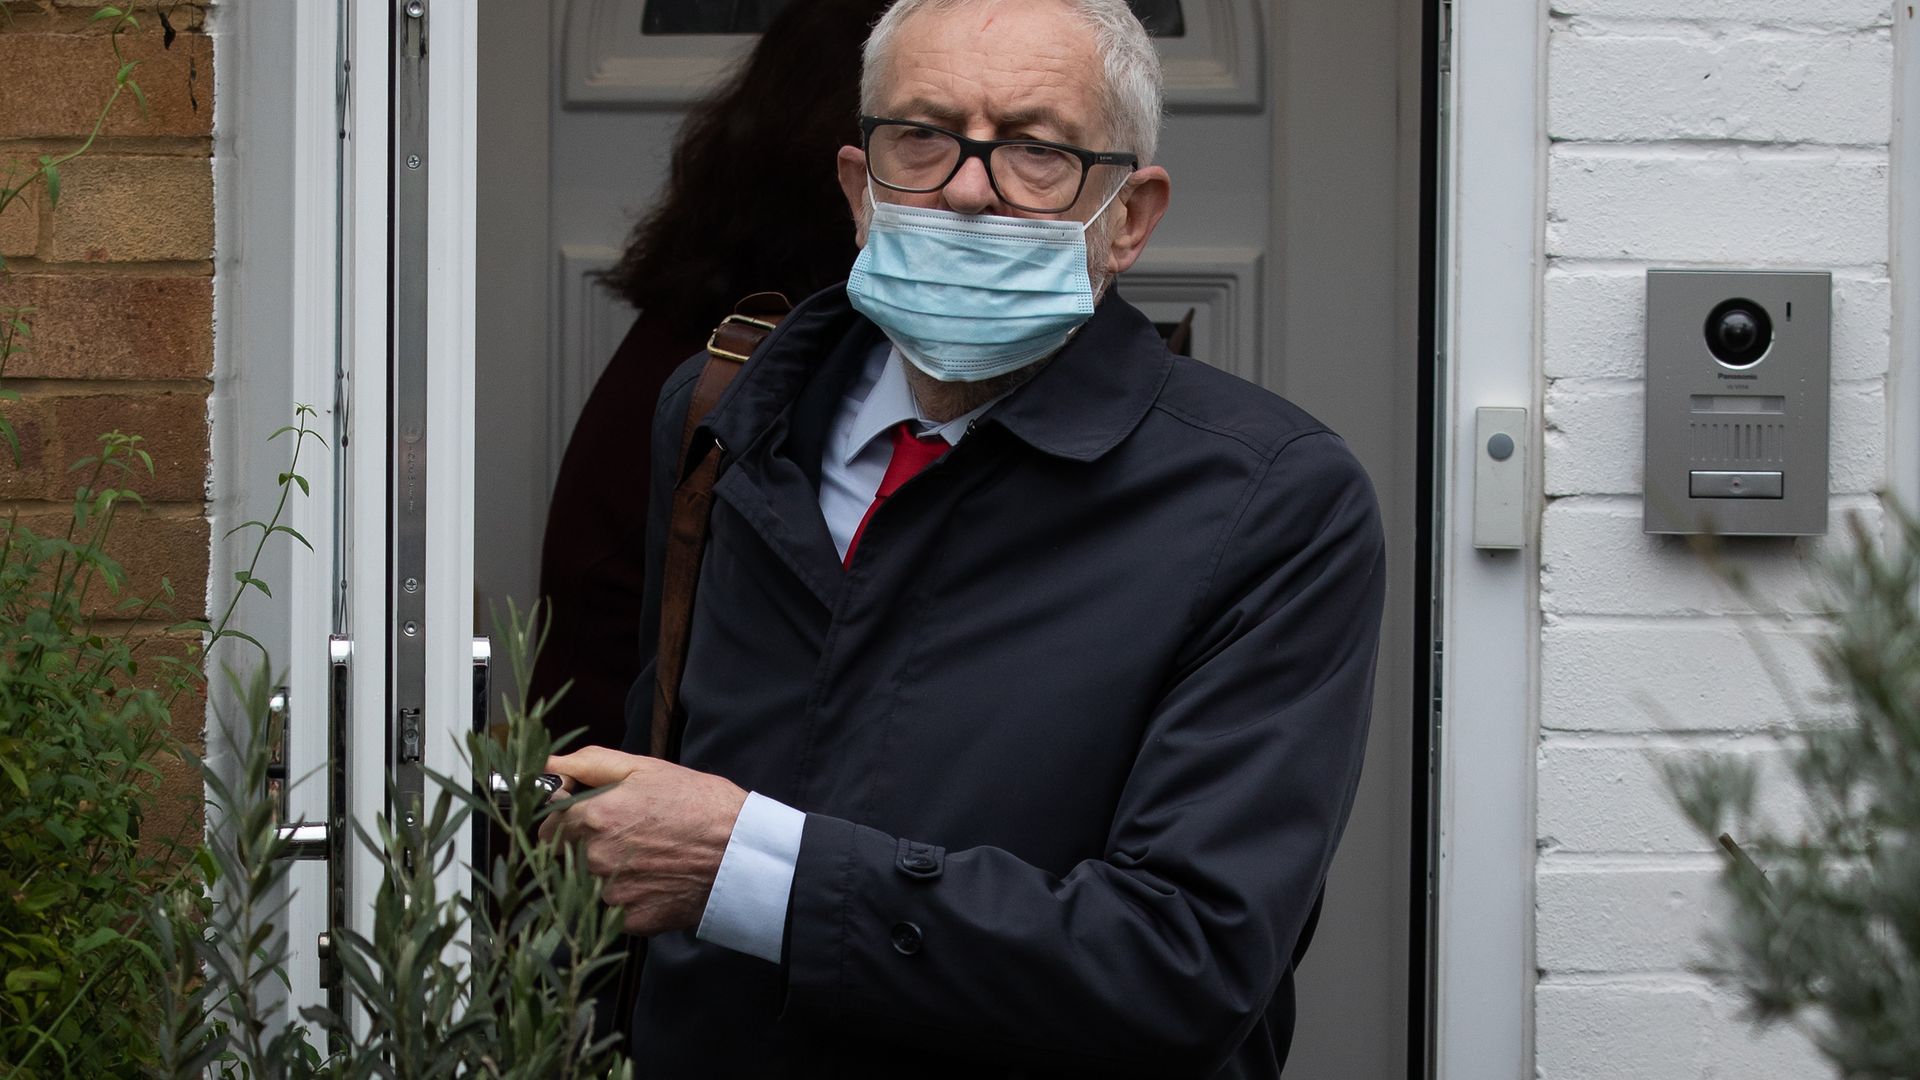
[1718,311,1757,351]
[1704,298,1773,368]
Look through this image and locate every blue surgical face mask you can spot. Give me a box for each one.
[845,183,1123,383]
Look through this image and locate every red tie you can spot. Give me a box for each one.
[844,421,948,567]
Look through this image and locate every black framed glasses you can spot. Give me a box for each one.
[859,116,1138,215]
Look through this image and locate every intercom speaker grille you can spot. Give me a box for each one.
[1688,419,1786,466]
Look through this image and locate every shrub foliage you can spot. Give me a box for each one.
[1669,509,1920,1078]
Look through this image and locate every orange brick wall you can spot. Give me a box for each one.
[0,2,214,840]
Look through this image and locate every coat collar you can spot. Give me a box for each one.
[976,287,1172,462]
[701,284,1172,466]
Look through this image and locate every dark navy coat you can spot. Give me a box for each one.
[620,286,1386,1078]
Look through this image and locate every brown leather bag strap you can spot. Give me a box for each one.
[618,293,788,1051]
[649,292,790,760]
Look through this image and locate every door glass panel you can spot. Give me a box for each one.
[640,0,1185,36]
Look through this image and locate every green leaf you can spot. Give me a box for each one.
[209,627,267,656]
[279,472,311,496]
[71,926,121,955]
[42,162,59,209]
[0,754,26,795]
[89,7,125,22]
[270,524,314,552]
[126,78,148,118]
[116,60,138,87]
[4,967,60,992]
[194,845,221,884]
[18,880,66,912]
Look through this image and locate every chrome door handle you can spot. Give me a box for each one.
[267,681,333,861]
[273,637,352,859]
[278,823,331,860]
[471,636,569,810]
[473,635,490,736]
[266,686,291,824]
[487,770,567,813]
[263,637,349,1007]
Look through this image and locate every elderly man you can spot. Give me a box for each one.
[544,0,1385,1075]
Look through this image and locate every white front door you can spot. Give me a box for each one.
[253,0,481,1028]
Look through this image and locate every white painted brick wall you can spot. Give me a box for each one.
[1536,980,1833,1080]
[1536,861,1725,973]
[1539,496,1880,617]
[1535,1,1896,1076]
[1551,0,1893,29]
[1547,148,1889,264]
[1550,24,1892,145]
[1537,739,1804,854]
[1540,621,1844,734]
[1536,982,1714,1080]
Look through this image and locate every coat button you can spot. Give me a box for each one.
[890,922,923,956]
[894,840,945,879]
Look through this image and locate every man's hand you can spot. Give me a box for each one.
[539,746,749,936]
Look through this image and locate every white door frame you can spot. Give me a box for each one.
[268,0,480,1024]
[1431,0,1543,1076]
[209,0,348,1017]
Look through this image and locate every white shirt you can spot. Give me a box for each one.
[694,342,997,963]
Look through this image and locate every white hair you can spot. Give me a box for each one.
[859,0,1164,166]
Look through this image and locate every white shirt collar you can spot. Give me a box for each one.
[838,344,1000,466]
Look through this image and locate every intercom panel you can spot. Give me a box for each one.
[1643,270,1830,537]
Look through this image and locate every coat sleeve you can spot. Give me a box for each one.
[780,430,1387,1074]
[618,352,709,757]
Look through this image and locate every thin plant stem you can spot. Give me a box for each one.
[0,11,140,226]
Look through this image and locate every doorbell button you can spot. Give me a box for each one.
[1688,470,1783,499]
[1473,407,1529,551]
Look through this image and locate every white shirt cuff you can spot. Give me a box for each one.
[695,791,805,964]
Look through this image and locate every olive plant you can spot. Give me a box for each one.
[150,603,631,1079]
[1668,508,1920,1078]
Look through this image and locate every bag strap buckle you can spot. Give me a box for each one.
[703,313,780,363]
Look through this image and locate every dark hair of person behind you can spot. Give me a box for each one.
[602,0,894,333]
